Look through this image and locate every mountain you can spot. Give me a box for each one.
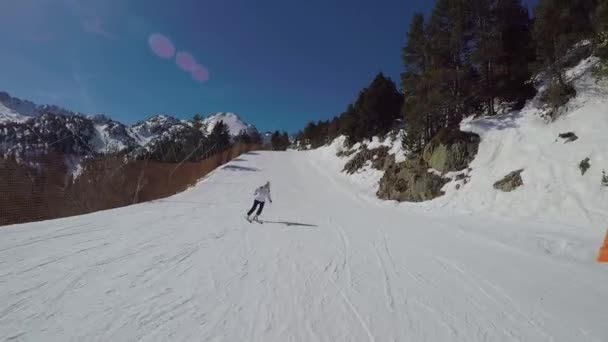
[0,91,38,122]
[202,112,258,136]
[0,91,82,123]
[0,92,259,159]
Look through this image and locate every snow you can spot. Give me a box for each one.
[0,101,30,123]
[203,112,257,136]
[64,155,84,179]
[1,151,607,341]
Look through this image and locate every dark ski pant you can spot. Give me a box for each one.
[247,200,265,216]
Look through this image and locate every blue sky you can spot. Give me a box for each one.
[0,0,537,133]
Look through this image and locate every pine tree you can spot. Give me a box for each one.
[426,0,477,127]
[596,0,608,59]
[281,132,290,150]
[598,0,608,36]
[270,131,280,150]
[338,104,359,145]
[270,131,290,150]
[348,73,402,142]
[209,121,231,150]
[533,0,597,76]
[192,113,203,131]
[473,0,535,115]
[250,131,263,145]
[401,13,434,152]
[234,129,252,145]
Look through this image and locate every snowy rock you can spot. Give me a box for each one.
[579,158,591,176]
[493,169,524,192]
[558,132,578,143]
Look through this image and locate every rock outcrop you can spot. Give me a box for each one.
[343,146,391,174]
[422,129,480,174]
[377,157,449,202]
[376,129,480,202]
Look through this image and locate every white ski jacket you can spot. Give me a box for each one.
[254,185,272,203]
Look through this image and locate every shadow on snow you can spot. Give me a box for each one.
[262,220,318,228]
[222,165,260,172]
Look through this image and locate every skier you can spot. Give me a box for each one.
[246,181,272,222]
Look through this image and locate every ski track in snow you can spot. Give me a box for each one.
[1,151,607,341]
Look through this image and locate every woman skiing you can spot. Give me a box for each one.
[246,181,272,222]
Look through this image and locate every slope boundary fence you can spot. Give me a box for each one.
[0,144,259,226]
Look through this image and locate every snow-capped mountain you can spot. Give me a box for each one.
[0,113,99,157]
[0,91,82,123]
[202,112,258,136]
[0,100,29,123]
[0,92,260,158]
[0,92,38,122]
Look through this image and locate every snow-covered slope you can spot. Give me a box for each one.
[1,151,607,341]
[203,112,257,136]
[310,56,608,231]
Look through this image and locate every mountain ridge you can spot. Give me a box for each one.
[0,91,259,158]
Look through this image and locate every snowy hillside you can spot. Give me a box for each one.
[1,151,607,341]
[309,57,608,233]
[202,112,258,136]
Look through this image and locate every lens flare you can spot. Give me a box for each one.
[148,33,175,59]
[176,52,197,72]
[192,64,209,82]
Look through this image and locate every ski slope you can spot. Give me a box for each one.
[1,151,607,341]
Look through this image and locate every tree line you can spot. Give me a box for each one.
[140,114,263,163]
[270,131,290,151]
[297,0,608,152]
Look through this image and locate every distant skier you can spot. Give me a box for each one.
[246,181,272,222]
